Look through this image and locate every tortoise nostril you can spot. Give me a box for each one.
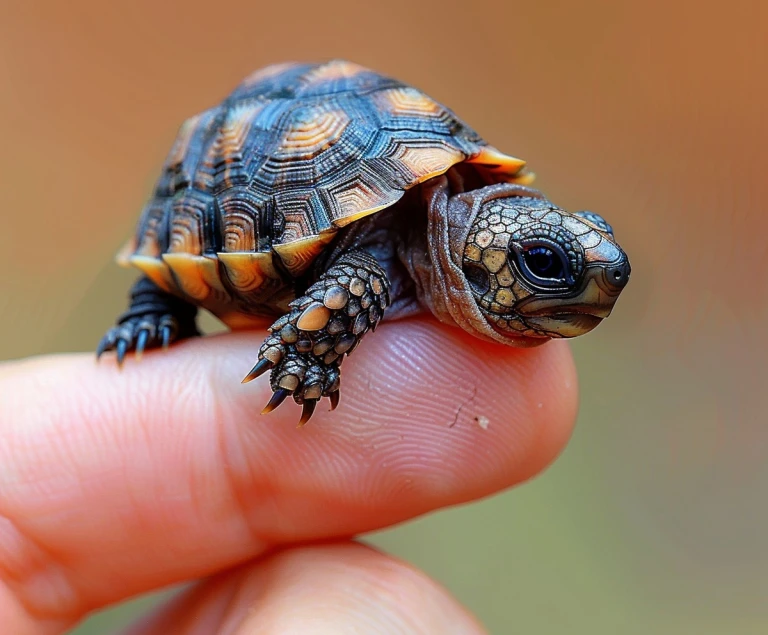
[606,259,631,289]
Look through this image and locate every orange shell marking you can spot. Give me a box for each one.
[162,253,224,301]
[217,252,280,293]
[217,103,264,157]
[273,232,337,276]
[128,255,176,294]
[207,102,266,187]
[331,181,400,228]
[276,109,351,160]
[394,143,465,184]
[301,60,368,83]
[375,87,446,117]
[468,146,528,179]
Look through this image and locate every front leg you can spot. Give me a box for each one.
[243,250,390,425]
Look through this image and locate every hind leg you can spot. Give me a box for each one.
[97,276,200,365]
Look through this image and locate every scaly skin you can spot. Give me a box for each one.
[242,250,390,425]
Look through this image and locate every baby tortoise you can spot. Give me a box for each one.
[99,60,630,424]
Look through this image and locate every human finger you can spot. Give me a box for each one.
[125,542,486,635]
[0,318,577,625]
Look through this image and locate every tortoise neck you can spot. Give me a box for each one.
[403,176,544,346]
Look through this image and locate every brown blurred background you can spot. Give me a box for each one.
[2,0,767,632]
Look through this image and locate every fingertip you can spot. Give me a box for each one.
[332,320,578,505]
[503,338,578,482]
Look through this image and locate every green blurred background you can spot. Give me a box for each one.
[2,0,766,632]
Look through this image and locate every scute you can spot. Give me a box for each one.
[120,60,530,309]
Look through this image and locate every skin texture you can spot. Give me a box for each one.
[0,318,577,633]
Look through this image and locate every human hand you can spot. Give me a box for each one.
[0,317,576,634]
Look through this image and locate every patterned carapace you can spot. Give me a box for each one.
[118,60,528,328]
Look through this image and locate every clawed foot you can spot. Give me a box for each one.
[242,253,390,425]
[244,349,341,426]
[97,276,199,366]
[97,314,196,365]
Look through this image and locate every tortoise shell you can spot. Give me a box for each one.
[118,60,531,327]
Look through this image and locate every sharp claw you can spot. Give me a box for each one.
[96,336,110,360]
[242,358,274,384]
[116,339,128,367]
[329,390,340,411]
[299,399,317,426]
[160,325,172,349]
[135,329,149,360]
[262,388,290,415]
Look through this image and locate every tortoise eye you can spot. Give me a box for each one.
[511,241,573,289]
[523,247,564,281]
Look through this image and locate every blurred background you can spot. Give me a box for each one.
[1,0,766,632]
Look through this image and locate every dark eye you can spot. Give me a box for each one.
[511,241,574,289]
[523,247,564,280]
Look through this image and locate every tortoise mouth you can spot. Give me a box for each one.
[484,309,604,340]
[523,302,614,320]
[486,320,548,342]
[523,313,604,338]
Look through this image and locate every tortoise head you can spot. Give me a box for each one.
[460,187,630,341]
